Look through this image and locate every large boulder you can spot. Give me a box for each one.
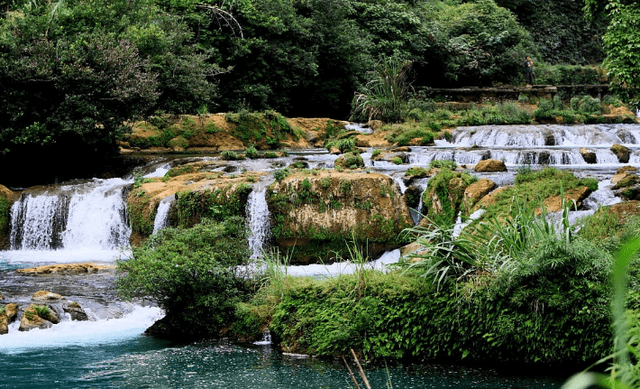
[5,303,18,323]
[580,148,597,164]
[462,179,498,215]
[127,168,259,244]
[19,304,59,332]
[0,303,18,335]
[474,159,507,172]
[611,144,631,163]
[267,171,413,263]
[64,302,89,321]
[542,186,593,212]
[334,152,364,170]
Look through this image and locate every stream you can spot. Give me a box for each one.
[3,122,640,388]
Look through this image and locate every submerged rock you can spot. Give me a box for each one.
[580,147,597,164]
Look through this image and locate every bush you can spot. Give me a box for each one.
[116,217,253,340]
[245,145,260,159]
[429,160,457,170]
[221,150,243,161]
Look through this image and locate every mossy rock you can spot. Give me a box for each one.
[334,152,364,170]
[611,144,631,163]
[405,167,430,178]
[421,169,478,226]
[267,171,412,263]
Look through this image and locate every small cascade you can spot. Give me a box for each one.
[246,183,272,259]
[9,178,131,253]
[254,328,272,345]
[583,179,621,209]
[62,179,131,250]
[594,149,620,164]
[391,175,407,194]
[152,196,175,234]
[10,192,70,250]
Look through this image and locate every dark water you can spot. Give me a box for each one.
[0,333,564,389]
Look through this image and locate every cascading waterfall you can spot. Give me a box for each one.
[152,196,175,234]
[246,186,271,259]
[62,179,131,250]
[8,178,131,256]
[10,193,70,250]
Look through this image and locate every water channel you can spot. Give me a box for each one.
[3,122,640,388]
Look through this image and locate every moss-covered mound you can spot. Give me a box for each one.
[267,170,413,264]
[127,165,262,245]
[421,169,478,227]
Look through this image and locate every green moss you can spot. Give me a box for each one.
[0,194,10,239]
[173,184,252,228]
[164,164,201,179]
[225,110,300,148]
[405,167,430,178]
[422,169,476,227]
[128,190,154,237]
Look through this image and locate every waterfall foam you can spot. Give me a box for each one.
[152,196,175,234]
[246,186,271,259]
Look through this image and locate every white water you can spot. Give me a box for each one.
[10,194,65,250]
[246,188,271,259]
[152,196,175,234]
[286,249,401,278]
[6,178,132,265]
[0,306,163,354]
[62,179,131,250]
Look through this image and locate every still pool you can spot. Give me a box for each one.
[0,306,564,389]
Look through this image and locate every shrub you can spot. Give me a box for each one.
[274,168,290,182]
[429,160,457,170]
[221,150,243,161]
[245,145,260,159]
[116,217,253,340]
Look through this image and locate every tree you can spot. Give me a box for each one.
[600,0,640,108]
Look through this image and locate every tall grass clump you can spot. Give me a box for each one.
[351,58,413,123]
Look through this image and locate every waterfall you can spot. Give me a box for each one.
[62,179,131,250]
[9,178,131,254]
[10,193,69,250]
[152,196,175,234]
[246,187,271,259]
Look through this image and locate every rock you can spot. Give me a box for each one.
[404,186,423,210]
[329,147,341,155]
[542,186,592,213]
[580,148,597,164]
[267,171,413,263]
[616,166,638,175]
[474,159,507,172]
[611,172,634,185]
[391,146,411,152]
[463,179,498,215]
[405,167,431,178]
[5,303,18,323]
[400,241,429,258]
[473,186,512,212]
[0,312,7,335]
[0,292,2,300]
[32,291,64,301]
[366,120,383,131]
[544,131,556,146]
[421,170,477,226]
[611,144,631,163]
[17,263,114,275]
[64,302,89,321]
[19,304,57,332]
[334,152,364,169]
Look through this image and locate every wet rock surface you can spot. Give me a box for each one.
[0,265,148,335]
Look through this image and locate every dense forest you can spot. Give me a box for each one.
[0,0,638,176]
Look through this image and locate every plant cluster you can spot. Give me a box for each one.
[116,217,254,340]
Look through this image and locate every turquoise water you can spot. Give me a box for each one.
[0,331,564,389]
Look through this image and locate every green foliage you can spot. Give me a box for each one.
[324,138,357,154]
[273,168,291,182]
[225,110,300,148]
[384,125,436,146]
[429,160,457,170]
[405,167,429,178]
[221,150,243,161]
[245,145,260,159]
[351,57,414,123]
[535,63,605,85]
[0,0,220,161]
[116,217,253,340]
[335,152,364,170]
[423,0,536,86]
[601,1,640,108]
[421,168,476,227]
[174,185,252,228]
